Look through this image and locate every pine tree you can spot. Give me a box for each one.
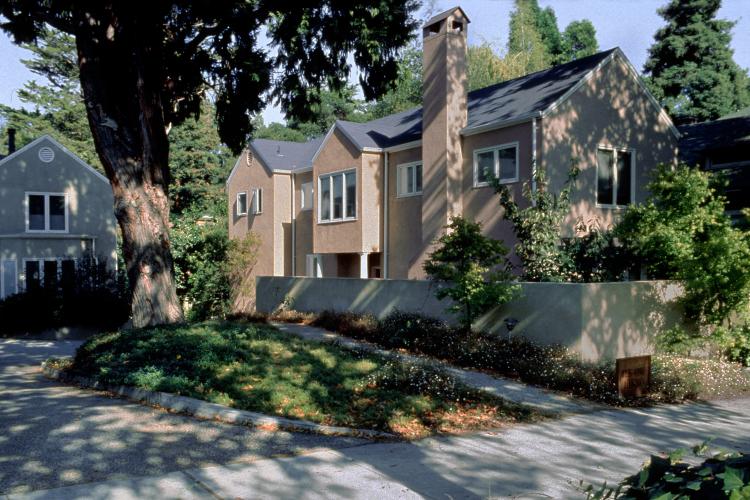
[644,0,750,123]
[508,0,552,74]
[560,20,599,62]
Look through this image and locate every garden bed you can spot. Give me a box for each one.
[58,321,543,439]
[266,310,750,406]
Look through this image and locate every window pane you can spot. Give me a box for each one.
[320,177,331,220]
[2,261,17,297]
[61,260,76,292]
[407,165,415,193]
[398,165,410,195]
[415,163,423,192]
[49,195,66,230]
[237,193,247,215]
[332,174,343,219]
[597,149,614,205]
[25,261,40,291]
[43,260,58,289]
[28,195,45,230]
[346,172,356,218]
[301,182,313,210]
[476,151,494,184]
[498,147,517,180]
[616,151,632,206]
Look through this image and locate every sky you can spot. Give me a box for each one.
[0,0,748,124]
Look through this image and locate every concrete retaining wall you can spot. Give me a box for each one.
[256,277,685,362]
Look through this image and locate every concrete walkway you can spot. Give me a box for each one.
[12,396,750,499]
[271,322,601,414]
[0,339,367,497]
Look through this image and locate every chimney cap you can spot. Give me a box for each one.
[422,6,470,29]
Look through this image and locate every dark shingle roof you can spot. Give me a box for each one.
[250,137,323,172]
[251,48,619,171]
[678,115,750,163]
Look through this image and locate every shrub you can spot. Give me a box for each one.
[718,323,750,367]
[582,444,750,499]
[376,311,451,350]
[423,216,519,329]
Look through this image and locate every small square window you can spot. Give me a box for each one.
[397,162,423,197]
[473,144,518,187]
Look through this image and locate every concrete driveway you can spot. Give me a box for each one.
[0,339,368,497]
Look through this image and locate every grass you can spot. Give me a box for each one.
[62,320,542,439]
[301,310,750,406]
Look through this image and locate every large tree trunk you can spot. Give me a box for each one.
[74,5,183,328]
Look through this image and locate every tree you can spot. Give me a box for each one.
[0,1,418,328]
[617,163,750,327]
[559,20,598,62]
[423,216,518,330]
[367,44,423,119]
[491,164,580,282]
[644,0,750,124]
[507,0,552,74]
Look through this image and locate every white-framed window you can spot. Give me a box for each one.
[1,259,17,299]
[25,192,68,233]
[318,169,356,222]
[22,257,76,292]
[397,161,423,197]
[596,146,634,207]
[252,188,263,214]
[473,143,519,187]
[236,192,248,216]
[300,182,313,211]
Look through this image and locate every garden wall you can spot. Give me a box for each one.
[255,277,686,362]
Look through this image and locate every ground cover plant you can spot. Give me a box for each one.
[305,310,750,406]
[61,321,540,439]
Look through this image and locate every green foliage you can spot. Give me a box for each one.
[366,44,423,119]
[582,444,750,499]
[644,0,750,123]
[492,164,580,282]
[617,163,750,326]
[562,227,628,283]
[226,232,262,310]
[717,323,750,367]
[423,216,519,329]
[559,20,599,62]
[507,0,552,74]
[68,321,533,436]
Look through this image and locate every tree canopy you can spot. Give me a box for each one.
[644,0,750,124]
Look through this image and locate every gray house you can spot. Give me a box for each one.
[0,134,117,299]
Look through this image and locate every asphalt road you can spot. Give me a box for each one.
[0,338,368,496]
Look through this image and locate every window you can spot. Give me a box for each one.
[300,182,313,211]
[236,192,248,216]
[318,170,356,222]
[252,188,263,214]
[473,143,519,187]
[26,193,68,232]
[397,161,423,197]
[23,258,75,292]
[597,147,633,207]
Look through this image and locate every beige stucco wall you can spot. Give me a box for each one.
[543,54,680,235]
[361,152,383,253]
[312,128,364,254]
[273,174,292,276]
[387,146,424,279]
[257,276,685,362]
[293,170,313,276]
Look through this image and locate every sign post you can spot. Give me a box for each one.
[616,355,652,398]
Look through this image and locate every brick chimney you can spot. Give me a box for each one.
[7,128,16,155]
[421,6,469,246]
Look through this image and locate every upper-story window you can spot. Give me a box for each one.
[397,161,423,197]
[300,182,313,211]
[319,170,356,222]
[597,146,634,207]
[26,192,68,232]
[473,142,519,187]
[236,192,248,216]
[252,188,263,214]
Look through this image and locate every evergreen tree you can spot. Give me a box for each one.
[560,20,599,62]
[507,0,552,74]
[644,0,750,124]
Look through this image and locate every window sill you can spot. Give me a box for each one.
[25,229,69,234]
[473,178,518,189]
[596,203,630,210]
[396,192,422,199]
[317,218,358,225]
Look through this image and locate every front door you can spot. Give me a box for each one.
[1,260,17,299]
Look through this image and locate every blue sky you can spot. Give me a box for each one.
[0,0,747,124]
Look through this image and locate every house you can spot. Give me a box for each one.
[226,6,679,289]
[678,107,750,223]
[0,132,117,299]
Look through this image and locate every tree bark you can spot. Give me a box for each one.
[74,5,184,328]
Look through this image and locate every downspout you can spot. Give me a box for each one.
[383,152,389,279]
[291,173,296,276]
[531,116,538,201]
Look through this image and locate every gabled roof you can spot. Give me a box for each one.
[0,134,109,185]
[678,114,750,163]
[423,6,470,27]
[235,47,677,175]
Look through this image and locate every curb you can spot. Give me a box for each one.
[41,361,397,441]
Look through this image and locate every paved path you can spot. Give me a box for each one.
[12,396,750,499]
[271,322,601,414]
[0,339,367,497]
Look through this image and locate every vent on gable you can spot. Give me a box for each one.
[38,147,55,163]
[246,149,253,167]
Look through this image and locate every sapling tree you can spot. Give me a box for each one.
[423,216,519,330]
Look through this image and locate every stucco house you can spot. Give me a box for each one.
[0,133,117,299]
[226,6,679,288]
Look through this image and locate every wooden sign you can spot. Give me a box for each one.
[616,355,652,398]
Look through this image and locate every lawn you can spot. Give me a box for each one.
[61,321,541,438]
